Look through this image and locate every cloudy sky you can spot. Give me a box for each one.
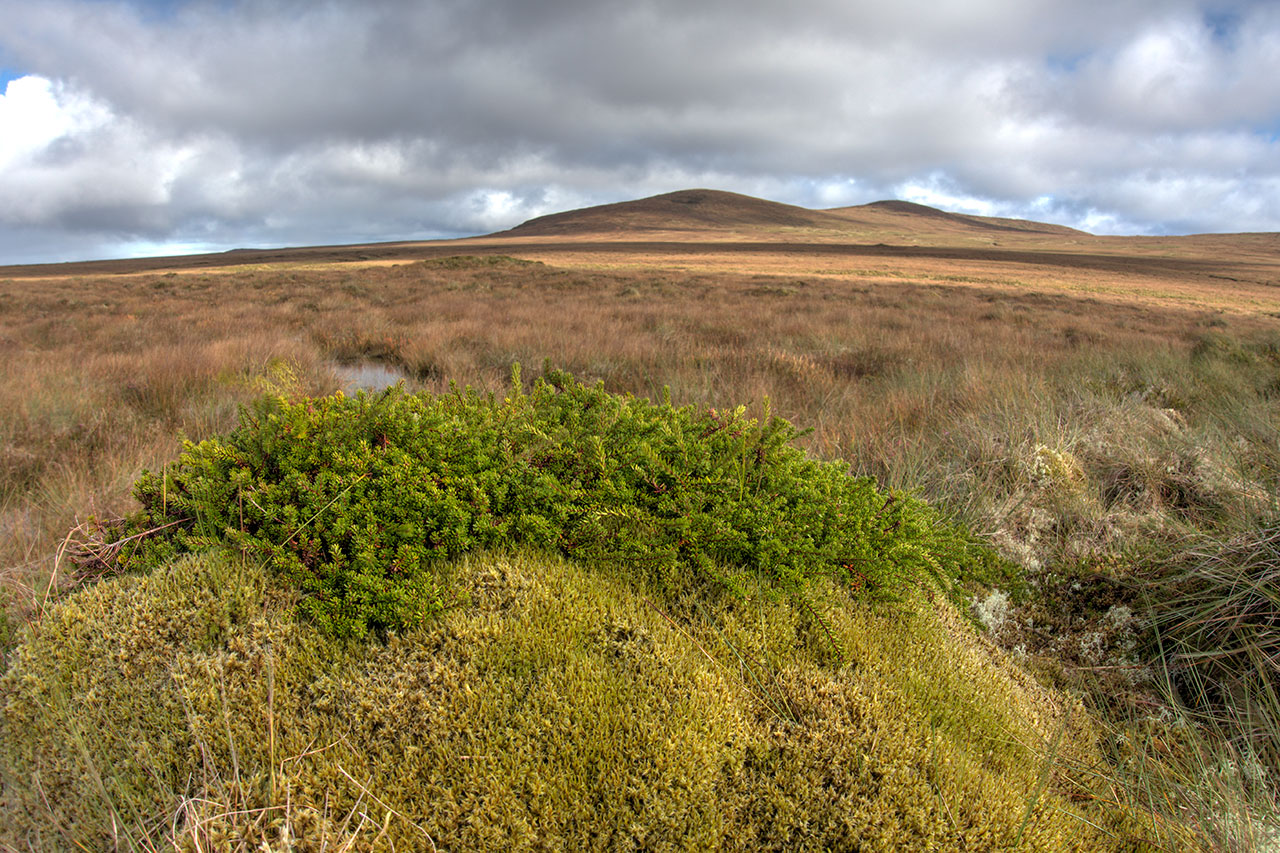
[1,0,1278,264]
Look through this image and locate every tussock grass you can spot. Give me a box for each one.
[1142,523,1280,775]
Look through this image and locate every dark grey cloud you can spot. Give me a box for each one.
[1,0,1279,263]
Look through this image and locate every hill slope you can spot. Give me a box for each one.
[499,189,1089,239]
[830,199,1090,237]
[498,188,853,236]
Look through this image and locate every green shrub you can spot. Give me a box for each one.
[126,367,986,637]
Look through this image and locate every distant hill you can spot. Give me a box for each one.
[500,189,1088,239]
[829,200,1088,237]
[498,189,851,236]
[31,188,1273,281]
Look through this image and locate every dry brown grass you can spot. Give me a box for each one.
[6,190,1279,318]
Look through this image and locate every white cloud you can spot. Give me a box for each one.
[0,74,208,230]
[0,1,1278,262]
[896,178,999,217]
[0,75,110,166]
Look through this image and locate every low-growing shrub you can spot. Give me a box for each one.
[124,367,988,637]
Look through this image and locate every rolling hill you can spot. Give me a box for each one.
[828,199,1089,237]
[2,189,1278,318]
[497,188,1088,240]
[0,189,1101,278]
[496,188,853,235]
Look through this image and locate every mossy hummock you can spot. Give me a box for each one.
[1,550,1147,851]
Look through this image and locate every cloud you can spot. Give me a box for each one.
[0,75,109,170]
[0,0,1278,262]
[0,73,258,237]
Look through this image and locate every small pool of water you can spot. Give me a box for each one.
[331,361,408,392]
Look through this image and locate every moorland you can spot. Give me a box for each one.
[1,189,1278,850]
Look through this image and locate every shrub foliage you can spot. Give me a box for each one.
[127,367,982,636]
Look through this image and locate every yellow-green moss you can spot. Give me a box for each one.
[1,550,1159,851]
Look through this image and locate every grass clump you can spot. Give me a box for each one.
[123,367,987,638]
[1089,520,1280,852]
[1144,522,1280,766]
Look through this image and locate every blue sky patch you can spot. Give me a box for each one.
[1203,10,1241,47]
[112,0,207,23]
[0,68,25,91]
[1045,51,1090,75]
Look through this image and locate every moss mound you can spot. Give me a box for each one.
[2,549,1152,851]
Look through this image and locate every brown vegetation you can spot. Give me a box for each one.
[6,189,1279,318]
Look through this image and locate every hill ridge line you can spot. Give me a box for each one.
[499,188,1086,238]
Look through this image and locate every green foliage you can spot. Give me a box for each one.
[127,367,984,637]
[0,595,13,673]
[418,254,544,269]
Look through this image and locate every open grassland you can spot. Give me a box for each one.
[2,229,1280,849]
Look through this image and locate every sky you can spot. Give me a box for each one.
[1,0,1279,264]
